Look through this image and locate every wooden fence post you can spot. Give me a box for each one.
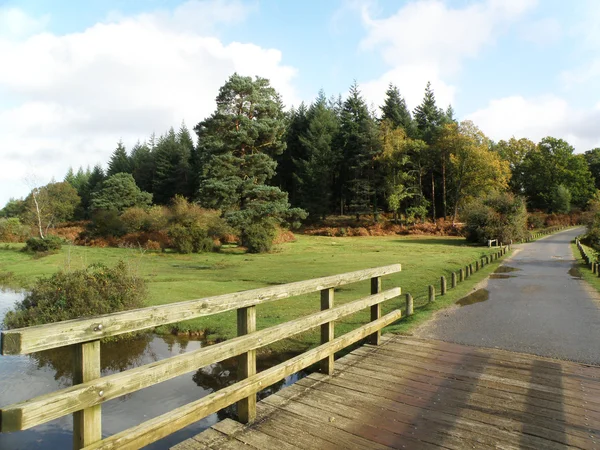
[451,272,457,288]
[475,261,480,271]
[441,276,447,295]
[428,285,435,303]
[406,293,413,316]
[320,288,334,375]
[460,268,465,282]
[469,264,474,275]
[237,305,256,423]
[368,276,382,345]
[73,340,101,449]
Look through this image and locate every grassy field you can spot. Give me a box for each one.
[0,234,507,352]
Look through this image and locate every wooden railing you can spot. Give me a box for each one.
[0,264,402,449]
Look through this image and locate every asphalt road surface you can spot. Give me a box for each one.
[417,227,600,364]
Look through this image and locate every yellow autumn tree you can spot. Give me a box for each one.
[437,120,510,223]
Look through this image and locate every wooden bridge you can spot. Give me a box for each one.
[1,242,598,449]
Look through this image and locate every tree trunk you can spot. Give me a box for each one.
[442,155,447,219]
[32,189,44,239]
[431,172,436,221]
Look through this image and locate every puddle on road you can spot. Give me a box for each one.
[489,274,515,279]
[569,266,583,279]
[494,266,521,274]
[456,289,489,307]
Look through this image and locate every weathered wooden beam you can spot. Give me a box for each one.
[0,288,401,432]
[405,293,413,316]
[368,277,382,345]
[73,341,101,449]
[236,306,256,424]
[440,276,447,295]
[81,309,403,450]
[320,288,334,375]
[1,264,402,355]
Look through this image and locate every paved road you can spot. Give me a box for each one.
[417,227,600,364]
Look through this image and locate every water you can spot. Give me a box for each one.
[0,290,306,449]
[456,289,490,307]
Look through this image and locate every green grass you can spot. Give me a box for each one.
[570,240,600,292]
[0,235,507,353]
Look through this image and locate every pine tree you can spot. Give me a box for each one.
[107,141,132,176]
[152,127,192,204]
[338,82,382,219]
[381,84,413,133]
[195,74,306,251]
[296,92,340,220]
[274,103,308,206]
[130,141,154,194]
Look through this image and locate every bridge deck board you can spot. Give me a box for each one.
[172,336,600,450]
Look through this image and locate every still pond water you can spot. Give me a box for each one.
[0,290,305,449]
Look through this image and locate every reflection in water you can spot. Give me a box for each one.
[494,265,521,273]
[489,274,515,279]
[456,289,490,306]
[569,266,583,279]
[0,289,307,449]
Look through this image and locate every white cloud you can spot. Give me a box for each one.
[0,1,299,206]
[466,95,600,151]
[357,0,536,114]
[0,7,50,40]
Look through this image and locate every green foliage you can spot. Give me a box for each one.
[463,192,528,244]
[196,73,306,251]
[380,83,413,134]
[413,81,444,144]
[22,236,63,253]
[584,148,600,190]
[168,224,214,254]
[107,141,132,176]
[152,126,194,204]
[0,218,30,242]
[90,173,152,212]
[0,198,26,218]
[23,182,81,238]
[90,209,127,237]
[521,137,594,211]
[3,261,146,329]
[242,221,277,253]
[550,185,571,214]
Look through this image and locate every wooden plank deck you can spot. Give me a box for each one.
[172,336,600,450]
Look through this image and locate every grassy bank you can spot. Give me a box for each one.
[570,239,600,292]
[0,235,506,352]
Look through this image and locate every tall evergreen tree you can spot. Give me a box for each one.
[130,141,155,194]
[195,74,305,251]
[107,141,132,176]
[274,103,308,206]
[296,92,340,220]
[380,84,413,133]
[152,127,192,204]
[338,82,382,218]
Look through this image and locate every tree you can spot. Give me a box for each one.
[376,121,415,221]
[380,84,413,133]
[90,173,152,212]
[23,182,81,238]
[195,74,306,251]
[296,93,340,220]
[152,127,193,204]
[130,141,155,194]
[584,148,600,190]
[107,141,132,176]
[520,137,594,210]
[550,185,571,214]
[494,137,536,195]
[439,121,511,223]
[464,192,527,244]
[338,82,382,219]
[0,198,26,218]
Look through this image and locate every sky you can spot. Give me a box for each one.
[1,0,600,207]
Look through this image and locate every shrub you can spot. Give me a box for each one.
[0,218,30,242]
[242,222,277,253]
[3,261,146,329]
[463,192,528,244]
[89,209,127,237]
[120,207,149,233]
[22,235,63,253]
[169,225,193,254]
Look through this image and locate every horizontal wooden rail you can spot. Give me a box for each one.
[83,309,403,450]
[1,264,401,355]
[0,288,401,432]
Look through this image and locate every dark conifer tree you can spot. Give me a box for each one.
[381,83,413,133]
[107,140,132,176]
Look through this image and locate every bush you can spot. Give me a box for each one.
[242,222,277,253]
[89,209,127,237]
[463,192,528,244]
[168,224,215,254]
[120,207,149,233]
[22,235,63,253]
[3,261,146,329]
[0,218,30,242]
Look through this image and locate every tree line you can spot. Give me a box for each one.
[2,73,599,249]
